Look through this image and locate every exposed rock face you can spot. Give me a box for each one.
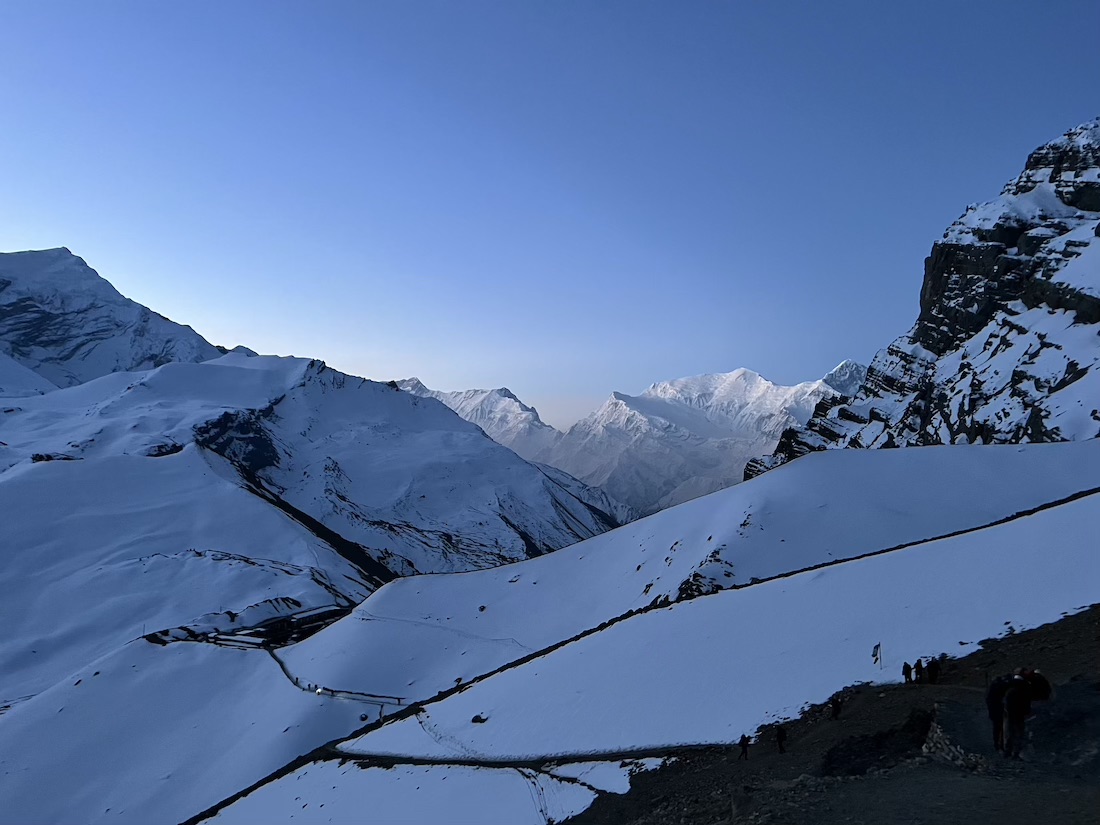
[0,248,222,387]
[822,359,869,397]
[747,118,1100,479]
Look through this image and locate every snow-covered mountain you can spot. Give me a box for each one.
[750,118,1100,476]
[0,351,626,711]
[0,253,636,743]
[0,248,224,387]
[0,250,621,571]
[545,367,845,514]
[405,366,860,516]
[822,358,868,396]
[397,378,563,461]
[396,378,634,523]
[5,440,1097,825]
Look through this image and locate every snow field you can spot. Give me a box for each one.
[209,761,597,825]
[0,642,366,825]
[280,441,1100,705]
[343,490,1100,762]
[0,446,365,702]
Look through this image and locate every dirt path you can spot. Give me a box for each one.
[567,605,1100,825]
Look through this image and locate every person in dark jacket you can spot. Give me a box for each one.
[986,673,1014,753]
[738,734,751,760]
[902,661,913,683]
[830,696,844,719]
[1003,675,1031,758]
[913,659,924,683]
[776,726,788,754]
[1025,669,1052,701]
[926,657,941,684]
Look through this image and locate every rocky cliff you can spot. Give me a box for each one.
[747,118,1100,478]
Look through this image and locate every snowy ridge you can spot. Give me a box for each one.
[396,378,563,461]
[0,248,223,387]
[751,117,1100,476]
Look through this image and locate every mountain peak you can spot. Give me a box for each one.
[397,378,562,462]
[822,360,868,396]
[0,249,223,388]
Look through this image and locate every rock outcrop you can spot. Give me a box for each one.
[747,118,1100,478]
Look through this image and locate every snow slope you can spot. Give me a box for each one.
[0,247,223,387]
[205,444,1100,824]
[5,441,1097,825]
[344,491,1100,761]
[0,350,56,397]
[0,641,367,825]
[0,445,371,706]
[265,440,1100,706]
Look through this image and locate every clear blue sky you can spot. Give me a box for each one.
[2,2,1098,428]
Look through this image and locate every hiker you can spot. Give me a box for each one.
[902,661,912,683]
[1025,669,1052,701]
[913,659,924,683]
[776,726,787,754]
[738,734,751,760]
[830,696,844,720]
[986,673,1014,753]
[1003,672,1032,759]
[927,657,941,685]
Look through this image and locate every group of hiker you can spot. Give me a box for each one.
[985,668,1052,759]
[901,656,941,684]
[733,661,1053,765]
[736,726,787,760]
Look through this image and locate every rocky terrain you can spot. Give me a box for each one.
[568,605,1100,825]
[749,118,1100,478]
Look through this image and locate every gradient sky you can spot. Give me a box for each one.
[2,2,1098,428]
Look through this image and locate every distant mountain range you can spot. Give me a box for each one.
[400,361,865,514]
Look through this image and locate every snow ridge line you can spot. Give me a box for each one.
[181,480,1100,825]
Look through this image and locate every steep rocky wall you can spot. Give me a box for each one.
[747,118,1100,479]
